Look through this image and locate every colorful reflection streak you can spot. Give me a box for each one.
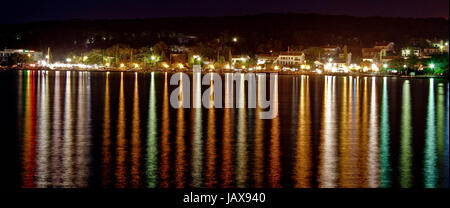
[221,73,233,188]
[36,71,50,187]
[102,73,112,186]
[51,71,63,187]
[62,71,74,187]
[205,76,217,187]
[160,73,171,188]
[294,76,312,187]
[236,74,248,188]
[380,77,391,187]
[444,83,449,188]
[146,72,158,188]
[75,72,91,187]
[368,77,380,188]
[436,83,447,188]
[191,72,203,187]
[269,74,281,188]
[253,74,265,188]
[115,72,127,187]
[131,73,141,187]
[319,76,337,188]
[175,73,186,188]
[22,70,36,188]
[400,80,412,188]
[424,79,437,188]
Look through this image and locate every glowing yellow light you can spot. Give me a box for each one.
[274,65,279,70]
[27,54,31,57]
[106,63,110,67]
[178,63,184,69]
[66,58,72,63]
[209,64,214,70]
[120,63,125,68]
[134,63,139,68]
[162,63,169,68]
[233,37,238,42]
[225,64,230,69]
[193,55,201,61]
[83,56,88,61]
[306,65,311,70]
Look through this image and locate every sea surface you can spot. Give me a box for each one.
[3,70,449,188]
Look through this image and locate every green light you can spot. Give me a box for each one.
[436,83,445,188]
[380,77,391,188]
[424,79,437,188]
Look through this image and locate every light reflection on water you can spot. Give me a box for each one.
[15,71,450,188]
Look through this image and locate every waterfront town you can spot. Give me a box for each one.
[1,13,448,76]
[1,38,448,76]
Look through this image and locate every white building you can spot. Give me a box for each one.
[231,55,250,66]
[274,52,305,66]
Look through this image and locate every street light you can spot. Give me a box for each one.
[383,64,388,68]
[430,63,435,74]
[232,37,238,42]
[193,55,201,61]
[66,58,72,63]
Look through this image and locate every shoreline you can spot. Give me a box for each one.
[2,67,448,79]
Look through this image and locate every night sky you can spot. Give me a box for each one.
[1,0,448,23]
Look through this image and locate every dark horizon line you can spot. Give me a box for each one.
[2,12,448,25]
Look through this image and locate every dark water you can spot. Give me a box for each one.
[7,70,450,188]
